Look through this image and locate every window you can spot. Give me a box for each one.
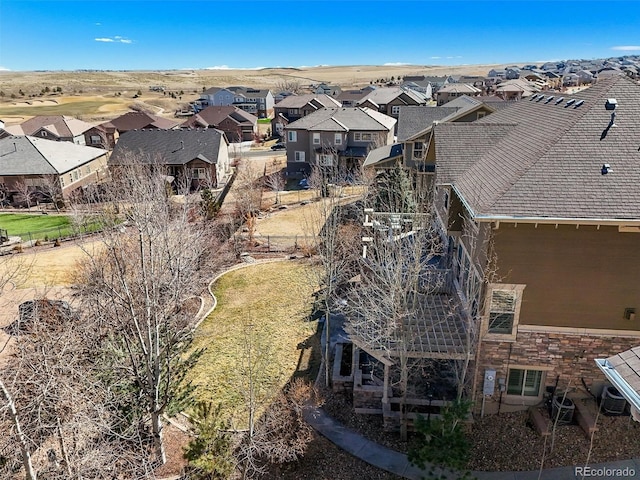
[288,108,299,115]
[90,135,101,145]
[294,151,305,162]
[85,165,91,175]
[313,133,321,145]
[413,142,424,159]
[334,133,342,145]
[191,168,206,179]
[391,105,401,115]
[317,154,334,166]
[41,131,48,137]
[477,111,486,120]
[73,170,79,181]
[354,132,372,141]
[287,131,297,142]
[507,369,543,397]
[488,290,517,334]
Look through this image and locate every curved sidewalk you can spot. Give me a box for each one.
[303,406,640,480]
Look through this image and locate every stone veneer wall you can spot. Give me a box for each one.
[475,329,640,415]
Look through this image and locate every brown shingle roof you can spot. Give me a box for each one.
[440,75,640,221]
[181,106,257,129]
[106,112,179,132]
[15,115,94,138]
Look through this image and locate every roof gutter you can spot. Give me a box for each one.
[595,358,640,415]
[474,215,640,228]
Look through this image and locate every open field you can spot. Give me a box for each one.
[0,213,103,241]
[188,260,320,427]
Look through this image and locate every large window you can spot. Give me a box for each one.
[507,368,543,397]
[354,132,373,141]
[90,135,101,145]
[191,168,206,179]
[317,154,334,166]
[287,131,297,142]
[488,290,517,334]
[294,151,305,162]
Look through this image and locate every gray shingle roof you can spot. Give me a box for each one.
[106,112,180,132]
[0,136,106,175]
[397,106,459,142]
[109,129,226,166]
[356,87,427,106]
[285,107,396,132]
[274,94,341,109]
[442,75,640,221]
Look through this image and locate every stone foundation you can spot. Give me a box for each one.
[474,327,640,415]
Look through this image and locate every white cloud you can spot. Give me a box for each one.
[612,45,640,51]
[430,56,441,59]
[0,66,10,71]
[383,62,410,66]
[95,22,101,26]
[95,36,132,44]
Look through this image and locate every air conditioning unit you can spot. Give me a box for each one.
[601,385,627,415]
[551,395,574,424]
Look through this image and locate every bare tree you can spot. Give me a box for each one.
[263,170,285,205]
[303,165,362,388]
[274,77,303,95]
[233,161,263,243]
[72,155,213,465]
[13,179,34,210]
[38,175,63,211]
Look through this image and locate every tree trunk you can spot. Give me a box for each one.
[400,356,408,442]
[152,411,166,465]
[0,379,37,480]
[324,310,331,388]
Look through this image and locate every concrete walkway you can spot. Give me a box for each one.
[303,406,640,480]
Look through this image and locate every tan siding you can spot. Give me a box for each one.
[493,223,640,331]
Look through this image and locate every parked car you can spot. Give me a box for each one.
[270,142,286,150]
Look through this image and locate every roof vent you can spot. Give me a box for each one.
[574,100,584,108]
[565,99,576,107]
[530,94,538,101]
[601,163,612,175]
[545,96,555,103]
[536,95,545,102]
[605,98,618,110]
[555,97,564,104]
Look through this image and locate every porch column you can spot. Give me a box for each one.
[383,364,390,404]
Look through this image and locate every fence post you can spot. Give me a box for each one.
[267,235,270,252]
[59,226,63,240]
[28,232,32,244]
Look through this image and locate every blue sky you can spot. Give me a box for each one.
[1,0,640,71]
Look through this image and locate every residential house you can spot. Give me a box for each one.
[505,67,521,79]
[314,83,342,96]
[436,83,481,106]
[336,89,370,107]
[364,96,497,175]
[2,115,95,145]
[399,77,434,99]
[105,111,180,135]
[272,94,341,137]
[283,107,396,177]
[356,87,428,125]
[199,87,235,108]
[494,78,540,101]
[84,122,119,150]
[109,129,230,190]
[403,75,452,96]
[426,75,640,415]
[180,106,258,143]
[0,135,108,201]
[227,87,274,118]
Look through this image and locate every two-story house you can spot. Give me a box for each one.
[356,87,428,129]
[426,74,640,415]
[283,107,396,178]
[271,94,341,137]
[200,87,274,118]
[109,129,230,190]
[180,105,258,143]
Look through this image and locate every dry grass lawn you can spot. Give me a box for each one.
[188,260,319,429]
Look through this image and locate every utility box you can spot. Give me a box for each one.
[483,369,496,396]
